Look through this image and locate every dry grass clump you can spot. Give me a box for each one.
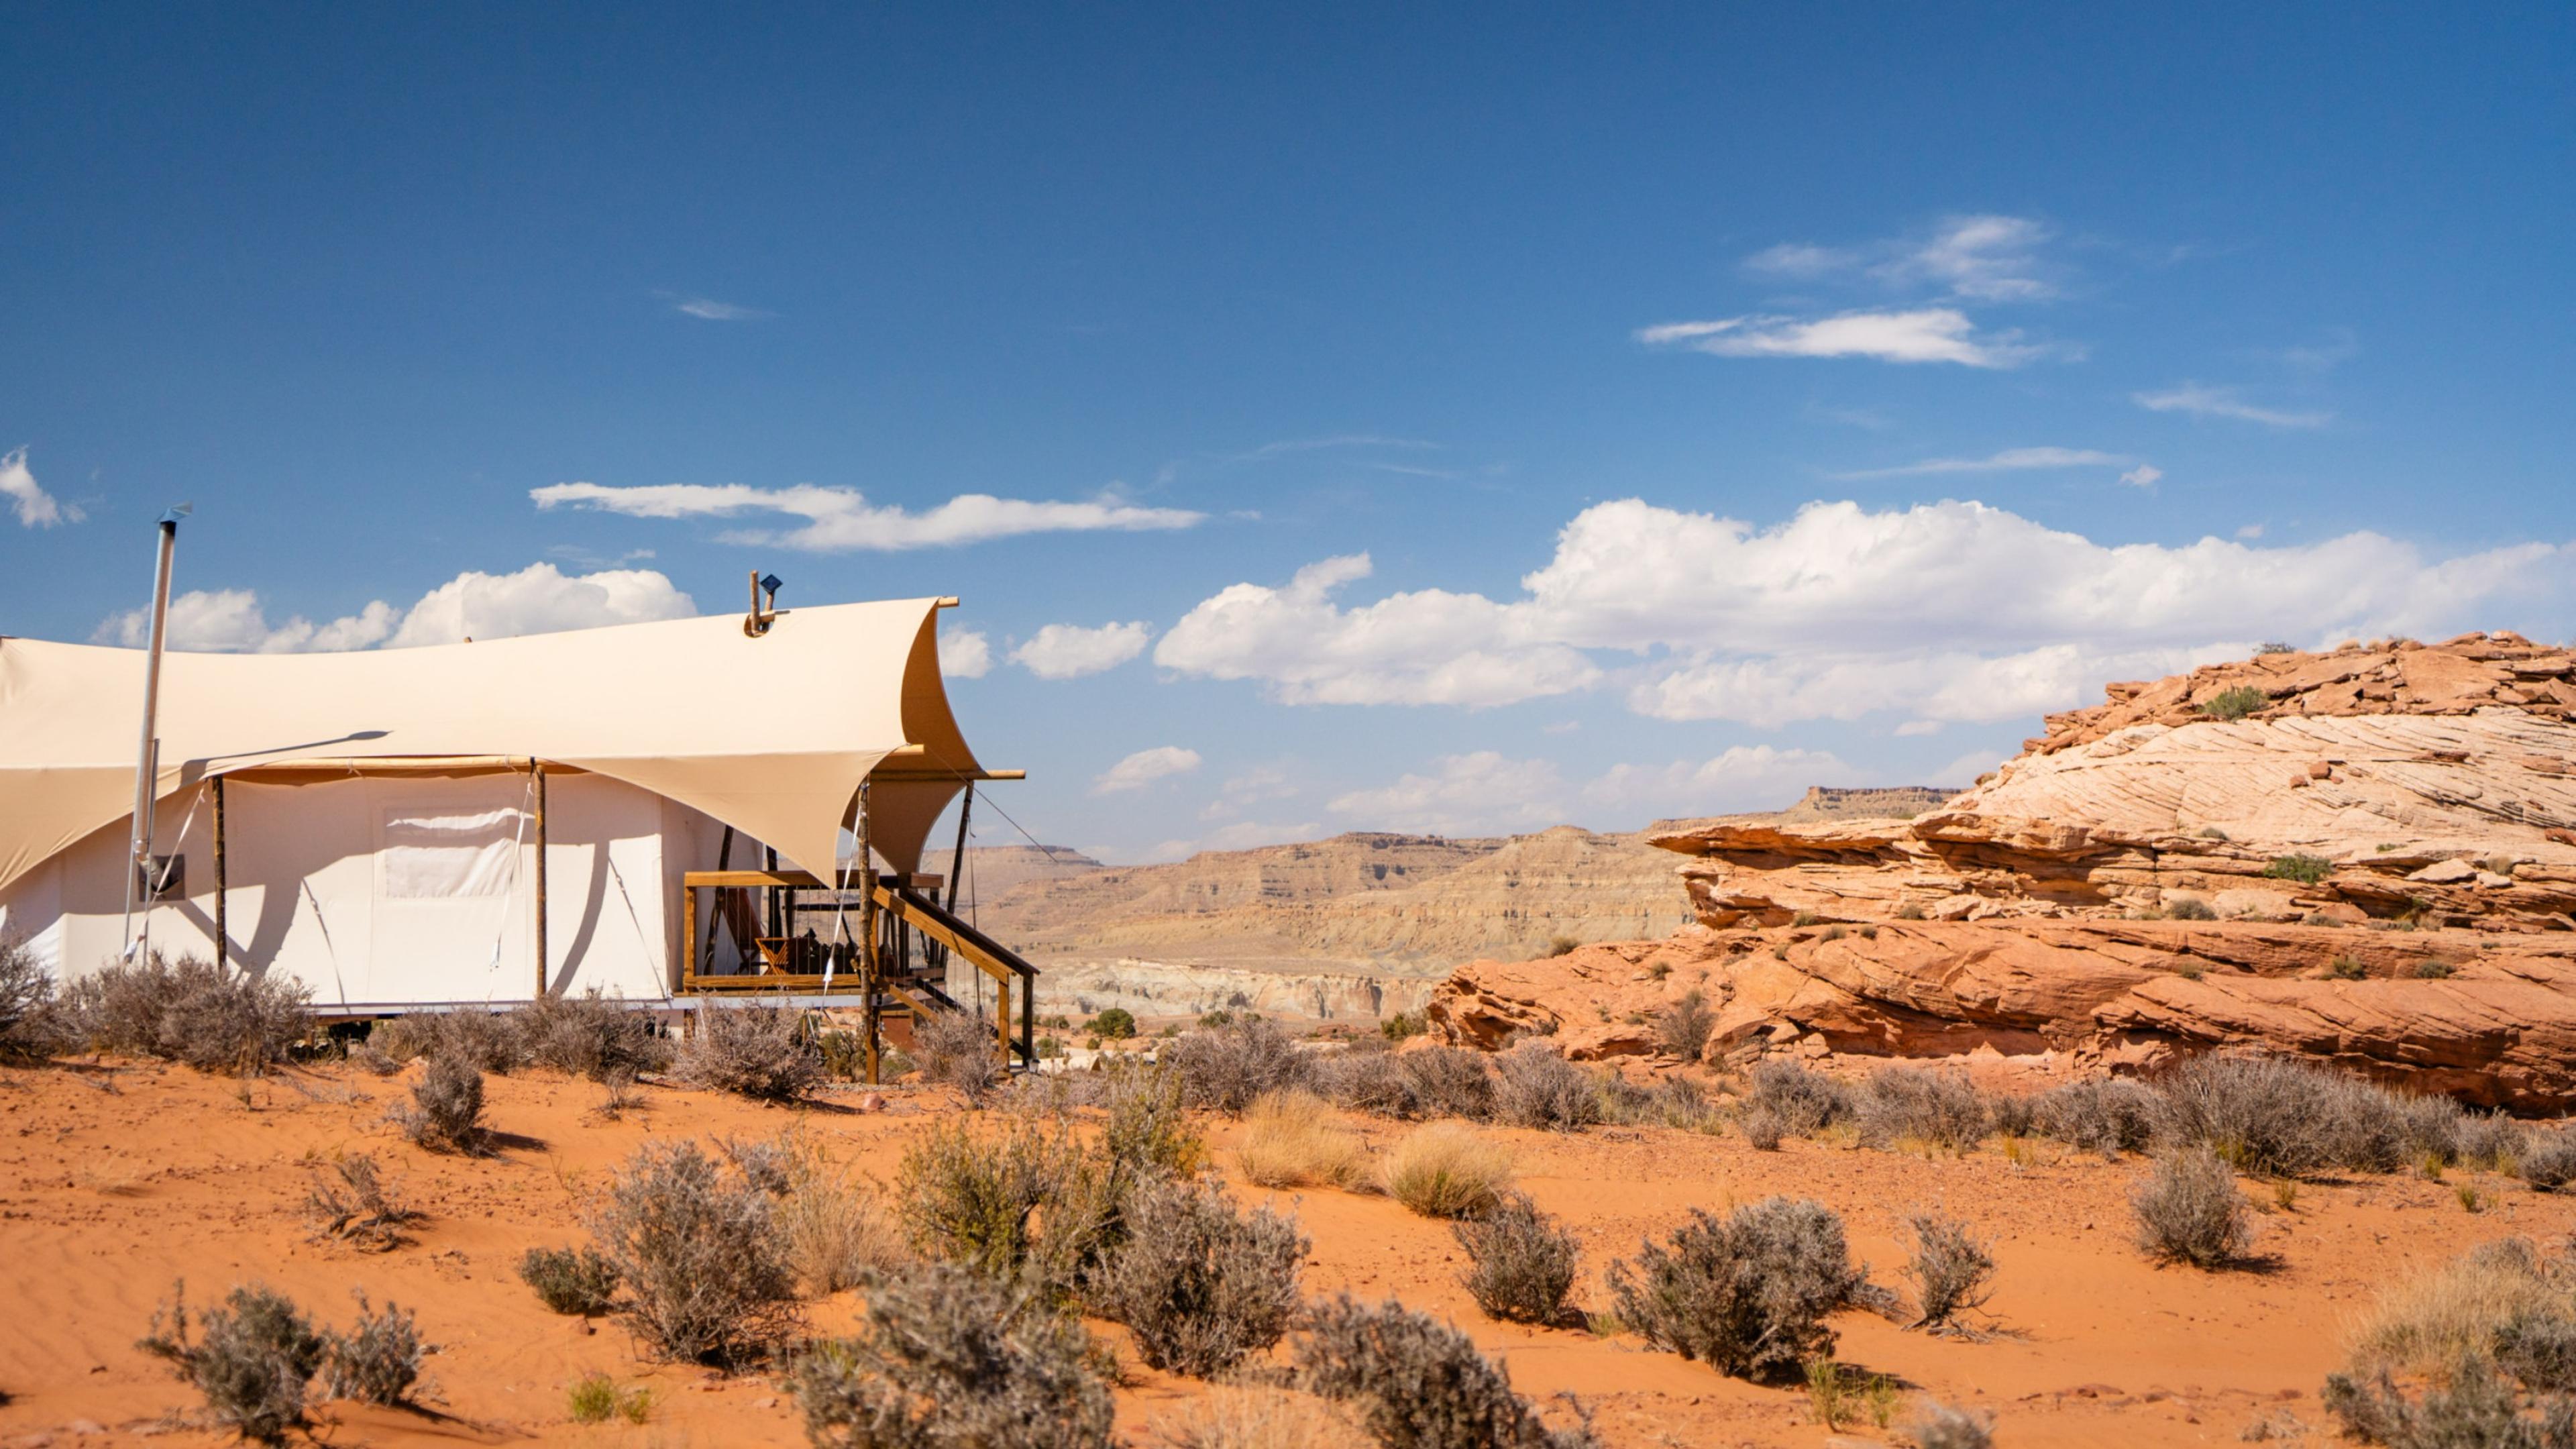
[2131,1147,2255,1267]
[2324,1240,2576,1442]
[1295,1294,1598,1448]
[2028,1078,2161,1157]
[521,988,669,1081]
[793,1260,1113,1449]
[1908,1401,1996,1449]
[1089,1176,1307,1377]
[1901,1211,1996,1333]
[1855,1067,1991,1152]
[1744,1059,1851,1139]
[1654,989,1715,1063]
[775,1138,906,1296]
[1601,1073,1726,1134]
[2152,1053,2408,1177]
[305,1153,415,1252]
[1236,1090,1371,1189]
[590,1138,800,1364]
[392,1053,486,1152]
[672,1000,821,1102]
[318,1291,422,1406]
[1608,1197,1866,1382]
[1456,1193,1580,1325]
[2344,1238,2576,1383]
[1493,1041,1604,1132]
[566,1373,653,1425]
[139,1281,328,1444]
[1158,1384,1363,1449]
[67,953,310,1073]
[914,1006,1004,1106]
[1381,1122,1514,1218]
[519,1244,621,1316]
[1169,1016,1312,1114]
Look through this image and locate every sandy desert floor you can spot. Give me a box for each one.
[2,1059,2566,1448]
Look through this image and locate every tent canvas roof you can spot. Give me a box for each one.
[0,597,992,890]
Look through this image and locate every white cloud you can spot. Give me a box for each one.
[1327,752,1567,837]
[1093,745,1203,795]
[2133,383,2330,429]
[2236,523,2265,540]
[2119,465,2164,489]
[1153,554,1602,708]
[1637,309,2045,368]
[1893,720,1943,737]
[1,448,80,528]
[1201,764,1299,820]
[1833,446,2133,480]
[95,564,696,653]
[1934,748,2010,786]
[1582,745,1854,817]
[941,629,992,679]
[672,297,768,321]
[532,481,1203,552]
[1158,496,2576,728]
[1012,621,1152,680]
[1746,215,2061,303]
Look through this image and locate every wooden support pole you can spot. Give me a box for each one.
[678,872,696,996]
[857,782,879,1085]
[533,760,549,1000]
[211,776,227,970]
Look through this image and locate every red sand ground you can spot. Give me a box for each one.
[3,1059,2565,1447]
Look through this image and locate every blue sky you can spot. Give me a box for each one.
[5,5,2573,862]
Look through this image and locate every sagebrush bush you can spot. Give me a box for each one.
[69,954,310,1073]
[2030,1078,2160,1157]
[2164,895,2219,920]
[1236,1089,1371,1189]
[411,1010,527,1073]
[0,934,66,1059]
[1169,1016,1311,1114]
[1381,1122,1514,1218]
[1089,1176,1306,1377]
[591,1138,800,1364]
[521,989,669,1081]
[1739,1104,1787,1151]
[2459,1112,2530,1173]
[2345,1238,2576,1383]
[793,1260,1113,1449]
[1400,1046,1499,1120]
[138,1281,327,1444]
[519,1244,621,1316]
[1745,1059,1851,1138]
[1607,1197,1865,1381]
[1909,1401,1995,1449]
[674,1000,821,1102]
[2324,1354,2576,1448]
[1653,989,1715,1063]
[1099,1059,1208,1181]
[2153,1053,2408,1177]
[915,1006,1004,1105]
[1297,1294,1597,1449]
[319,1291,421,1405]
[1317,1040,1416,1116]
[1855,1067,1990,1152]
[1455,1193,1579,1325]
[305,1152,413,1252]
[2131,1148,2254,1267]
[1492,1041,1603,1132]
[1902,1211,1995,1332]
[395,1053,486,1152]
[894,1114,1099,1286]
[775,1140,906,1296]
[2522,1134,2576,1191]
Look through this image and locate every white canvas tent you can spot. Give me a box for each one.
[0,598,1008,1012]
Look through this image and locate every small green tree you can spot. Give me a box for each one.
[2200,685,2270,721]
[1089,1008,1138,1040]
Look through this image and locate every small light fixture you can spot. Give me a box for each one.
[745,570,786,637]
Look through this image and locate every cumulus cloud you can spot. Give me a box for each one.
[2133,383,2330,429]
[1093,745,1203,795]
[941,629,993,679]
[1746,214,2061,303]
[1636,309,2045,368]
[1327,752,1568,837]
[532,481,1203,552]
[1012,621,1152,680]
[2119,465,2164,489]
[1,448,80,528]
[1157,497,2576,729]
[95,564,696,653]
[1201,764,1299,820]
[1582,745,1854,816]
[1832,446,2134,480]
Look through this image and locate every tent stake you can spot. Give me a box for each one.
[533,760,549,1000]
[212,777,227,969]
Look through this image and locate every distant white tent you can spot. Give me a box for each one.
[0,598,1010,1010]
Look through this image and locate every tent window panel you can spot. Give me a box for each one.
[379,805,526,899]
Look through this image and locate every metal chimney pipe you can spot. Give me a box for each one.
[120,508,185,957]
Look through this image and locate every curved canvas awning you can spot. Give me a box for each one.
[0,598,998,890]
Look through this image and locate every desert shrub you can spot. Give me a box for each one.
[674,1000,821,1103]
[2525,1134,2576,1191]
[2201,684,2271,720]
[793,1260,1113,1449]
[413,1010,527,1073]
[2031,1078,2161,1156]
[1381,1122,1514,1218]
[138,1281,326,1444]
[1746,1059,1851,1137]
[68,954,310,1073]
[1237,1089,1371,1189]
[521,989,669,1081]
[2346,1238,2576,1383]
[1296,1294,1597,1449]
[1739,1104,1787,1150]
[1909,1401,1996,1449]
[2398,1093,2469,1166]
[0,934,67,1059]
[1546,934,1581,957]
[2165,896,2218,921]
[1607,1197,1866,1381]
[1318,1041,1417,1116]
[915,1006,1004,1105]
[394,1054,486,1153]
[718,1132,795,1194]
[2500,1315,2576,1395]
[2461,1112,2531,1173]
[319,1291,421,1405]
[519,1244,621,1316]
[305,1152,413,1252]
[1089,1176,1306,1377]
[1455,1193,1579,1325]
[1902,1212,1996,1332]
[1654,990,1715,1063]
[1382,1010,1428,1042]
[1400,1046,1498,1120]
[1493,1041,1603,1132]
[776,1142,905,1296]
[894,1113,1098,1284]
[2153,1053,2408,1177]
[2131,1148,2255,1267]
[1099,1059,1208,1181]
[591,1138,800,1364]
[1160,1385,1362,1448]
[566,1373,652,1424]
[2324,1354,2576,1448]
[1169,1016,1310,1114]
[1091,1006,1139,1039]
[2265,853,2336,885]
[1600,1073,1724,1134]
[1855,1067,1990,1152]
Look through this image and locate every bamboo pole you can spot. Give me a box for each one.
[533,760,549,1000]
